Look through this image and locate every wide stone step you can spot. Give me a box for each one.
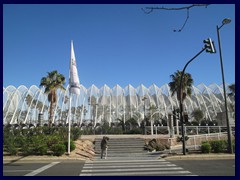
[95,141,144,143]
[95,148,145,152]
[95,141,145,144]
[94,142,145,146]
[95,138,144,142]
[95,146,144,151]
[94,153,156,158]
[95,144,144,147]
[95,150,146,153]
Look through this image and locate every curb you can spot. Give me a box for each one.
[3,156,87,163]
[163,154,235,160]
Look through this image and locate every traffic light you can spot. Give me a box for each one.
[203,38,216,53]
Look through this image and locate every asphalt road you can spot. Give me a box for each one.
[3,159,235,176]
[3,160,85,176]
[168,159,235,176]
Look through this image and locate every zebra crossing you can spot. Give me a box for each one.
[80,159,196,176]
[80,137,197,176]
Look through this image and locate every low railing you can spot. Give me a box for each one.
[145,126,235,136]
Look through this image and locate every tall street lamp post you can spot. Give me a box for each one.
[216,18,233,154]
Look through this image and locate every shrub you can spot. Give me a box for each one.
[51,144,66,156]
[201,141,211,153]
[14,136,26,147]
[125,128,142,134]
[6,143,18,155]
[46,136,62,148]
[4,131,19,155]
[35,145,48,155]
[210,140,227,153]
[71,127,82,140]
[64,140,76,152]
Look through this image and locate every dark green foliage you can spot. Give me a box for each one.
[4,129,18,155]
[64,140,76,152]
[210,140,227,153]
[201,141,211,153]
[191,109,204,123]
[51,144,66,156]
[35,145,48,155]
[124,128,142,134]
[46,135,62,148]
[71,127,82,140]
[3,126,79,156]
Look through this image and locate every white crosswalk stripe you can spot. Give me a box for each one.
[80,159,196,176]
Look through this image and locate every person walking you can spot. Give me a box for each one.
[101,136,109,159]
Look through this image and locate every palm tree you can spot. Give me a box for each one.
[40,70,66,127]
[169,70,194,101]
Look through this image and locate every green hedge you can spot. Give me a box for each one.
[3,126,81,156]
[64,140,76,152]
[201,141,211,153]
[209,140,227,153]
[51,144,66,156]
[201,140,234,153]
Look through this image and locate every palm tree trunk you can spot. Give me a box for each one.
[49,102,53,127]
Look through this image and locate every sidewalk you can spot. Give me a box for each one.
[3,152,235,163]
[3,154,86,163]
[163,153,235,160]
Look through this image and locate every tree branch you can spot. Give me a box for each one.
[142,4,210,32]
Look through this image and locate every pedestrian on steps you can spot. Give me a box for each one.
[101,136,109,159]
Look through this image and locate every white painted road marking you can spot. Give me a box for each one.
[80,159,196,176]
[24,162,60,176]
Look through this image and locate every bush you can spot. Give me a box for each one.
[201,141,211,153]
[6,143,18,155]
[71,127,82,140]
[64,140,76,152]
[51,144,66,156]
[210,140,227,153]
[125,128,142,134]
[35,145,48,155]
[4,131,19,155]
[46,136,62,148]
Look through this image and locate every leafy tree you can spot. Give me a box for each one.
[125,118,138,130]
[117,117,126,132]
[191,108,204,123]
[40,70,66,127]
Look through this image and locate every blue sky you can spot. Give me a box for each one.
[3,4,235,89]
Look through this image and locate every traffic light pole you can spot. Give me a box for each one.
[180,47,206,155]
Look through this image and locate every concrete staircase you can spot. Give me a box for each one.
[94,137,157,160]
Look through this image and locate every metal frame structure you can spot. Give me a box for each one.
[3,83,235,127]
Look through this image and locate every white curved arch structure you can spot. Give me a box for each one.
[3,83,235,126]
